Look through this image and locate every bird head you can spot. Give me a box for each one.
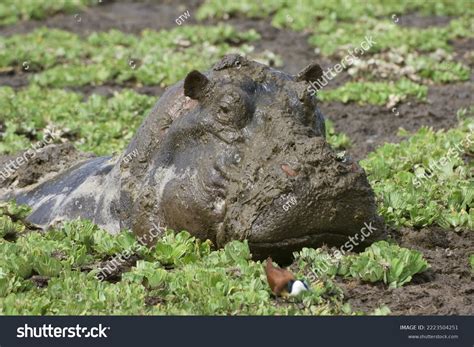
[287,280,309,296]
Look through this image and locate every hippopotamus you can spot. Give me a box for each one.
[2,54,384,260]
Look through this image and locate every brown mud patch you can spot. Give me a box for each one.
[0,73,165,97]
[222,18,331,76]
[66,84,164,98]
[322,82,474,160]
[337,228,474,315]
[0,71,29,89]
[30,275,50,288]
[397,13,453,28]
[97,254,141,283]
[0,143,94,191]
[452,37,474,67]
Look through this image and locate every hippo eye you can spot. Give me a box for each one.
[215,90,251,129]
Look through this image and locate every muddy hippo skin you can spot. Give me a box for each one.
[9,54,384,259]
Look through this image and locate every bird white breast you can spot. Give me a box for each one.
[289,280,308,296]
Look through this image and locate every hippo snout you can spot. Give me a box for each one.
[221,136,383,260]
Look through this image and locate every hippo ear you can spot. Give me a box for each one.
[295,63,323,83]
[184,70,210,101]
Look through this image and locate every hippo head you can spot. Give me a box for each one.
[121,54,383,260]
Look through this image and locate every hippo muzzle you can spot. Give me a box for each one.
[4,54,384,260]
[220,131,381,260]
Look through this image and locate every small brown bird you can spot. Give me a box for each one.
[265,257,309,297]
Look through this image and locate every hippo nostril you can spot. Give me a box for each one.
[220,104,230,113]
[281,163,299,177]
